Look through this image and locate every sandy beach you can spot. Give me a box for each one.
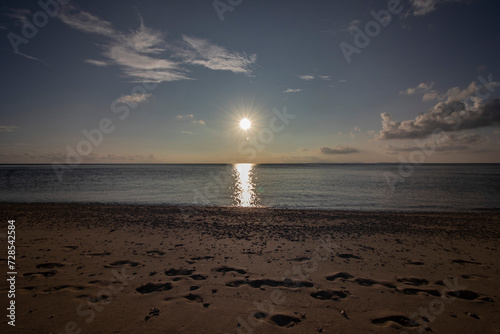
[1,203,499,333]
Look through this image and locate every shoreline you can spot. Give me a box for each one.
[1,203,499,333]
[2,201,500,214]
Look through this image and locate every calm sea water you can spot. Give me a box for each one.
[1,164,499,211]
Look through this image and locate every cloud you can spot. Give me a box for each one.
[0,151,157,163]
[116,93,152,104]
[384,133,484,153]
[176,114,194,120]
[401,79,499,103]
[4,8,32,22]
[409,0,472,16]
[59,7,116,37]
[377,98,500,140]
[58,6,256,82]
[0,126,19,132]
[298,75,314,81]
[176,114,205,125]
[400,82,435,96]
[348,19,361,33]
[180,35,256,75]
[283,88,303,93]
[320,145,358,154]
[319,75,331,80]
[85,59,108,66]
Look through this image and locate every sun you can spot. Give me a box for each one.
[240,118,251,130]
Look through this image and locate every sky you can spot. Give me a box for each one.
[1,0,500,164]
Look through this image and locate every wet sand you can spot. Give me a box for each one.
[1,203,499,333]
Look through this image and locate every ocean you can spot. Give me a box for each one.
[1,164,499,211]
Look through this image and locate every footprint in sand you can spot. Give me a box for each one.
[310,290,348,301]
[226,279,313,289]
[146,250,165,256]
[86,252,112,257]
[396,277,429,286]
[399,288,441,297]
[325,272,354,281]
[43,285,85,293]
[36,262,64,269]
[252,312,302,328]
[213,266,247,275]
[371,315,419,328]
[336,253,362,260]
[184,294,203,303]
[288,256,310,262]
[451,259,481,265]
[23,270,57,278]
[446,290,481,300]
[165,268,194,276]
[104,260,141,268]
[136,282,173,294]
[61,245,78,251]
[354,278,396,289]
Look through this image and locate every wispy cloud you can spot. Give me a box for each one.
[400,82,435,96]
[3,8,32,22]
[320,145,358,154]
[116,93,152,104]
[283,88,303,93]
[384,133,484,152]
[180,35,256,75]
[0,126,19,132]
[348,19,361,33]
[58,5,256,83]
[176,114,205,125]
[298,74,315,81]
[0,151,158,163]
[409,0,472,16]
[176,114,194,120]
[85,59,108,66]
[401,80,499,103]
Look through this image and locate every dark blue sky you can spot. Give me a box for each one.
[1,0,499,163]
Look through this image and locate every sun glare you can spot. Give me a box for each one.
[240,118,251,130]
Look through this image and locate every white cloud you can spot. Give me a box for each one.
[378,98,500,140]
[116,93,152,104]
[176,114,194,120]
[410,0,472,16]
[400,82,435,96]
[58,6,256,83]
[401,80,499,103]
[59,7,116,37]
[319,75,331,80]
[85,59,108,66]
[320,145,358,154]
[298,74,315,81]
[181,35,256,75]
[283,88,303,93]
[176,114,205,125]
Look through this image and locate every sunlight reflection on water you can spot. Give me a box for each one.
[232,163,259,207]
